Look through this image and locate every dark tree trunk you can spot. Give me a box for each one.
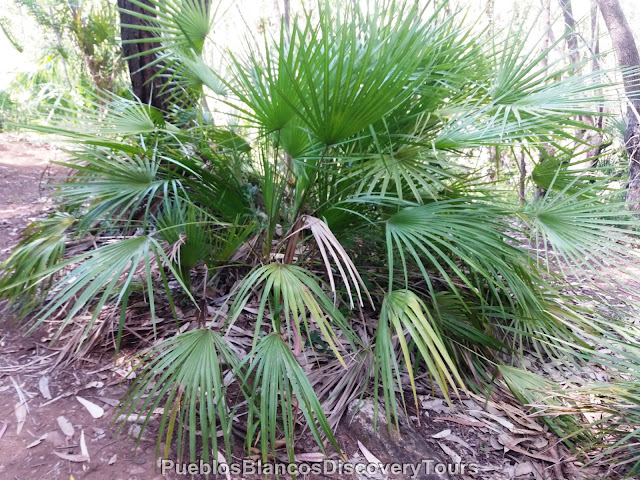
[596,0,640,209]
[117,0,166,110]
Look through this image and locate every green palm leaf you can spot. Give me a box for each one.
[374,289,464,429]
[117,329,238,463]
[5,235,191,352]
[58,146,180,233]
[0,213,75,312]
[228,263,358,364]
[385,198,539,313]
[241,333,341,462]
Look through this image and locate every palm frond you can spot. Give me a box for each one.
[385,198,539,313]
[499,366,586,445]
[519,184,640,291]
[117,329,238,463]
[227,263,357,364]
[57,146,181,233]
[300,214,372,309]
[12,235,190,351]
[119,0,215,56]
[374,289,463,429]
[0,213,75,312]
[225,1,454,145]
[240,333,341,462]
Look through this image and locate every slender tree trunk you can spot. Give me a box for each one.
[283,0,290,29]
[117,0,167,110]
[588,0,605,163]
[559,0,580,69]
[536,0,558,199]
[485,0,498,169]
[539,0,552,68]
[519,150,526,205]
[596,0,640,209]
[560,0,596,146]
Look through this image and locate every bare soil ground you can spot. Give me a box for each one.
[0,133,166,480]
[0,133,627,480]
[0,134,63,260]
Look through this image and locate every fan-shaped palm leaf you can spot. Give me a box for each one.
[374,290,463,429]
[6,235,191,351]
[117,328,238,463]
[227,263,358,364]
[240,333,341,463]
[0,213,75,312]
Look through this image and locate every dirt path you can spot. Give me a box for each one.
[0,134,165,480]
[0,133,64,260]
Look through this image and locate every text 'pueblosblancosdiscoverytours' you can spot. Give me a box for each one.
[161,459,480,477]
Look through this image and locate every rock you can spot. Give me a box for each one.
[341,398,449,480]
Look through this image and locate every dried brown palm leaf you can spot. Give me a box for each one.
[297,215,373,309]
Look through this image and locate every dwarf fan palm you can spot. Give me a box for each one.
[1,0,639,471]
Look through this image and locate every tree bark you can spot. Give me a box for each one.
[283,0,290,29]
[539,0,552,68]
[596,0,640,209]
[519,150,526,205]
[117,0,167,110]
[587,0,605,163]
[559,0,580,69]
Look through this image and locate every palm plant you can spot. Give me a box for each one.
[2,0,640,472]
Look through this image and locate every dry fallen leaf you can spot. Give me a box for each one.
[0,421,8,439]
[444,433,474,454]
[76,396,104,419]
[529,436,549,449]
[79,430,89,462]
[438,442,461,464]
[57,416,75,437]
[53,451,90,463]
[433,416,486,428]
[431,429,451,439]
[422,398,449,413]
[514,461,535,476]
[82,381,104,390]
[498,433,529,451]
[108,454,117,465]
[498,436,556,463]
[97,397,119,407]
[26,434,47,449]
[469,410,515,431]
[38,377,52,400]
[14,402,26,435]
[489,436,503,450]
[357,441,382,465]
[294,452,325,462]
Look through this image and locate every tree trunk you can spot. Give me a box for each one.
[283,0,290,29]
[559,0,580,69]
[539,0,552,68]
[519,150,526,205]
[596,0,640,209]
[587,0,605,163]
[117,0,167,110]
